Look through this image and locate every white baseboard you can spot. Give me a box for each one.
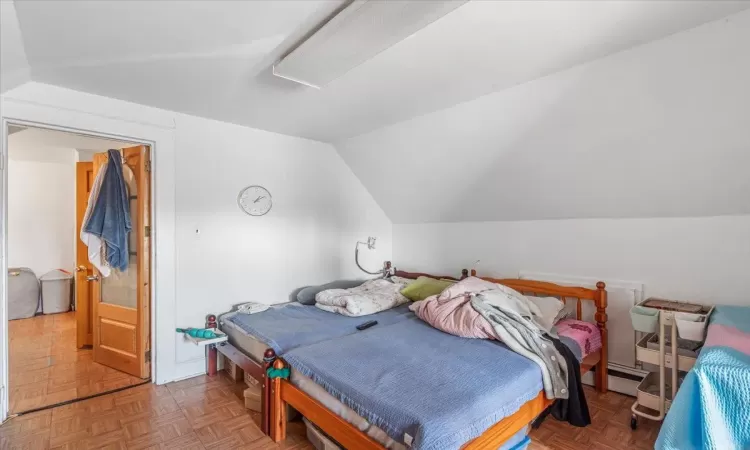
[167,359,207,384]
[583,363,647,397]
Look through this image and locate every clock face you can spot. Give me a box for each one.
[238,185,272,216]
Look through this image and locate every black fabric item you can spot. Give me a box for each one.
[532,337,591,428]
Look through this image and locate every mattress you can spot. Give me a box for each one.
[223,302,413,354]
[284,318,545,450]
[220,308,601,450]
[219,306,409,449]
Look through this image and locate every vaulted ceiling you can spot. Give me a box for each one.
[2,1,748,223]
[337,8,750,223]
[3,1,748,142]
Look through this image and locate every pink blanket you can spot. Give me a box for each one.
[557,319,602,358]
[408,277,499,339]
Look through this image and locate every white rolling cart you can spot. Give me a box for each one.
[629,298,713,430]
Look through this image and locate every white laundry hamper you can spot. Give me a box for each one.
[8,267,40,320]
[40,269,74,314]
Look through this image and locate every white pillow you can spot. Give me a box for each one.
[526,296,565,331]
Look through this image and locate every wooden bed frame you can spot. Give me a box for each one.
[267,274,608,449]
[209,269,608,448]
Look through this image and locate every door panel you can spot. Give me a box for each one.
[90,146,151,378]
[76,162,94,348]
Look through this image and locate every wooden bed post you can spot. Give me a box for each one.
[261,348,276,435]
[594,282,608,393]
[206,314,218,377]
[269,359,287,442]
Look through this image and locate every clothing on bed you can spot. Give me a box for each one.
[315,278,409,317]
[408,288,496,340]
[471,292,568,400]
[411,276,569,399]
[410,277,553,341]
[283,318,544,450]
[657,306,750,450]
[224,302,413,354]
[532,338,591,428]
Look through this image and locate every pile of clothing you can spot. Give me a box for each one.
[80,149,133,276]
[410,276,591,427]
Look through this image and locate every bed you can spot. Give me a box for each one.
[656,305,750,450]
[212,268,464,434]
[265,275,609,450]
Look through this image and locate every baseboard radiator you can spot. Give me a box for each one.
[582,363,648,397]
[519,271,646,397]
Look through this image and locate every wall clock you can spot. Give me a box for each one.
[238,185,272,216]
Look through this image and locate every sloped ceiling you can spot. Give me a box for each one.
[8,0,749,142]
[336,9,750,223]
[0,1,30,93]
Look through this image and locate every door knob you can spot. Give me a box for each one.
[86,275,100,282]
[75,265,87,272]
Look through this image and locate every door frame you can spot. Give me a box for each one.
[0,98,176,422]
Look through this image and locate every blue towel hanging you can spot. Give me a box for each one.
[83,149,132,272]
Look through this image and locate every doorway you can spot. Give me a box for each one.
[4,125,152,414]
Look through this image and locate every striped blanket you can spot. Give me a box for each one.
[656,306,750,450]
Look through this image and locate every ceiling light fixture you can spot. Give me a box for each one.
[273,0,467,89]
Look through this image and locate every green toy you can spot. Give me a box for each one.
[176,328,218,339]
[266,366,290,380]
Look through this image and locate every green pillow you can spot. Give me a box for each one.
[400,276,454,301]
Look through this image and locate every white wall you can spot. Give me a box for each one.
[1,82,391,385]
[336,9,750,223]
[7,142,76,277]
[173,113,392,365]
[394,216,750,307]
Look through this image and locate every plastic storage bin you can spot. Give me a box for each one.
[630,305,659,333]
[8,267,40,320]
[673,312,708,341]
[303,418,342,450]
[40,269,73,314]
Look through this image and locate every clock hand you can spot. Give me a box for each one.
[253,196,266,203]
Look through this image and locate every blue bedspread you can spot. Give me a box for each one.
[284,318,543,450]
[656,306,750,450]
[224,303,413,354]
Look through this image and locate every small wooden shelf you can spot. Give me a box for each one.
[182,329,228,347]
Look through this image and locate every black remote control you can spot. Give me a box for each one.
[356,320,378,331]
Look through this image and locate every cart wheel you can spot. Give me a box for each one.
[630,415,638,430]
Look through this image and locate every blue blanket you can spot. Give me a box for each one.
[224,303,413,354]
[83,149,132,271]
[284,318,543,450]
[657,306,750,450]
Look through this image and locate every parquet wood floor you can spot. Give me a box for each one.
[0,373,312,450]
[8,312,145,414]
[529,386,661,450]
[1,369,658,450]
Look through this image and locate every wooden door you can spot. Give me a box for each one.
[89,146,151,378]
[76,162,95,348]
